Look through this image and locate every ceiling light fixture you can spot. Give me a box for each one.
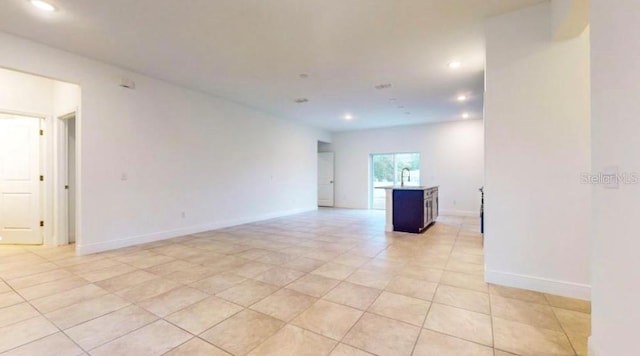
[448,61,462,69]
[462,112,470,119]
[344,114,353,120]
[457,95,468,102]
[30,0,56,12]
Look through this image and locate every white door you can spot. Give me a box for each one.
[0,115,42,244]
[318,152,334,207]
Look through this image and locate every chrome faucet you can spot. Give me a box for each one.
[401,168,411,187]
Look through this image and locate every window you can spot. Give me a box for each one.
[370,152,420,209]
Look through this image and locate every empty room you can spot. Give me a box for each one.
[0,0,637,355]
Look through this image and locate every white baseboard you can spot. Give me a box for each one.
[76,207,316,255]
[485,269,591,300]
[440,209,478,217]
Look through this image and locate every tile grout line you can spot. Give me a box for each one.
[0,270,69,354]
[5,212,581,355]
[64,305,158,353]
[550,304,579,356]
[488,286,497,354]
[460,220,498,353]
[413,220,489,355]
[2,278,90,355]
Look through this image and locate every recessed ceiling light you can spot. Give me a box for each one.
[375,83,392,90]
[457,95,468,102]
[462,112,470,119]
[344,114,353,120]
[448,61,462,69]
[30,0,56,12]
[294,98,309,103]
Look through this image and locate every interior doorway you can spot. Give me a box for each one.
[0,113,44,245]
[318,152,335,207]
[0,66,81,247]
[58,112,77,244]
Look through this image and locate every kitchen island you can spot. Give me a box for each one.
[377,186,439,233]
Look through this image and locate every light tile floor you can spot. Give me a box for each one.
[0,209,590,355]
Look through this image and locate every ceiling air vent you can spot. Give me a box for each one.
[294,98,309,103]
[375,83,392,90]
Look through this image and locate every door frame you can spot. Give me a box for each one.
[55,111,78,246]
[0,67,82,249]
[0,107,82,247]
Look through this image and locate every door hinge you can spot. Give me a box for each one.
[39,129,44,136]
[40,175,44,181]
[40,221,44,227]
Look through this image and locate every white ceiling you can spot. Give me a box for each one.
[0,0,544,132]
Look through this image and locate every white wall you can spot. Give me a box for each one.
[50,80,81,247]
[331,119,484,215]
[589,1,640,355]
[484,3,591,299]
[0,31,327,254]
[551,0,589,40]
[52,80,81,117]
[0,67,53,115]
